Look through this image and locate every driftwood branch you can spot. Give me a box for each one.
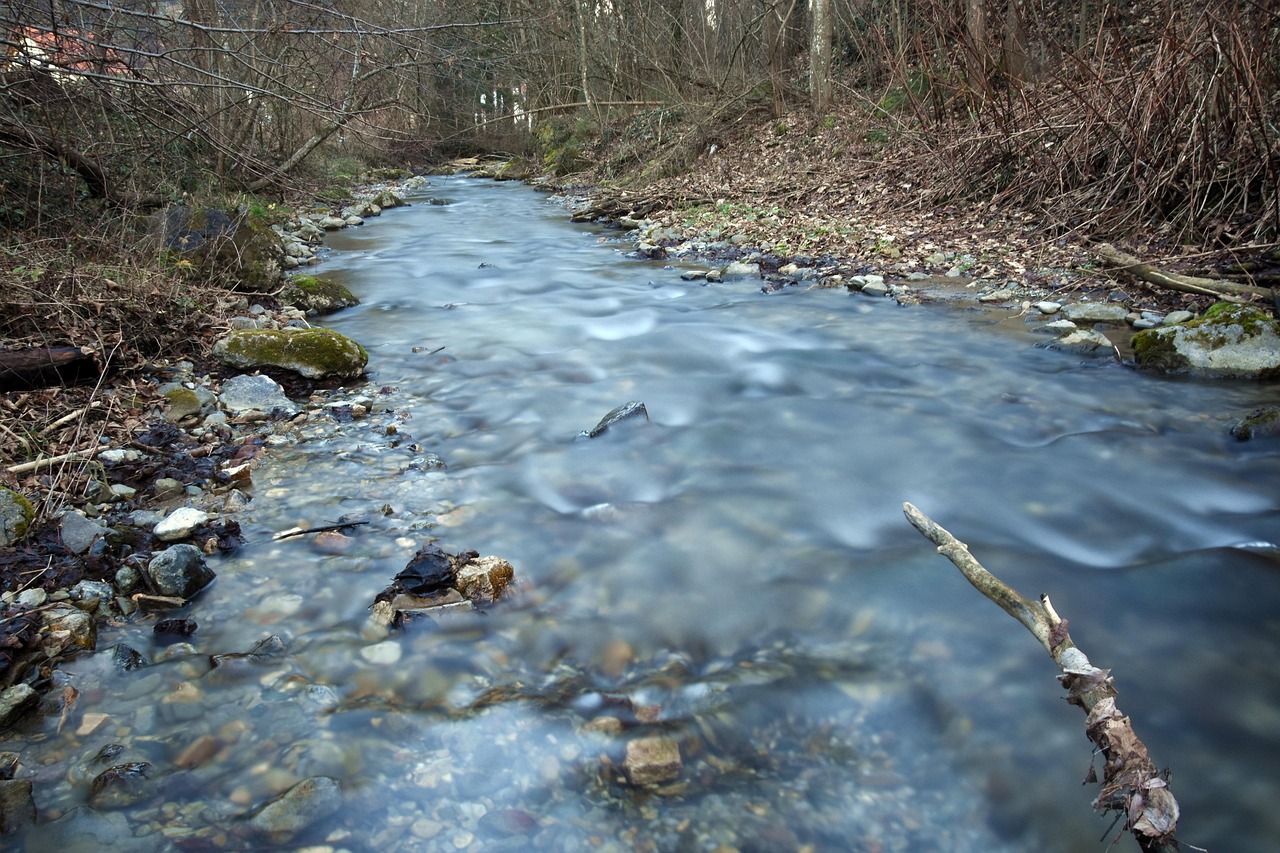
[1094,242,1270,302]
[902,502,1180,853]
[272,520,368,541]
[0,346,101,393]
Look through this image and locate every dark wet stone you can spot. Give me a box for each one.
[247,775,342,840]
[393,545,456,596]
[145,544,216,599]
[0,779,35,834]
[112,644,149,672]
[211,635,286,667]
[579,401,649,438]
[88,761,152,809]
[154,617,198,640]
[92,744,127,764]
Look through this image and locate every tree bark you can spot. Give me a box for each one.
[902,503,1181,853]
[809,0,833,113]
[1094,243,1271,302]
[0,347,101,393]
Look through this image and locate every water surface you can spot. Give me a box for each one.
[14,176,1280,851]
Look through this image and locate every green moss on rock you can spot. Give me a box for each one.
[279,274,359,316]
[1132,303,1280,378]
[212,328,368,379]
[162,387,203,421]
[0,486,35,546]
[1231,406,1280,441]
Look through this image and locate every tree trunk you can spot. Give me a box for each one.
[809,0,833,113]
[0,347,101,393]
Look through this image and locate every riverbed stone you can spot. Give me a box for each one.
[154,507,211,541]
[59,510,112,555]
[624,737,681,785]
[88,761,152,809]
[219,373,299,416]
[720,261,760,280]
[0,685,38,730]
[1044,328,1114,356]
[1133,302,1280,378]
[580,401,649,438]
[0,779,36,834]
[1062,302,1131,324]
[145,544,216,599]
[455,556,515,604]
[42,606,97,654]
[0,488,34,547]
[213,327,368,379]
[279,274,359,316]
[248,775,342,841]
[1231,406,1280,441]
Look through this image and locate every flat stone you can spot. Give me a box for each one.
[219,373,299,416]
[719,261,760,280]
[1046,329,1114,355]
[1035,301,1061,314]
[59,511,111,555]
[153,504,211,537]
[248,776,342,840]
[1163,310,1194,325]
[624,736,681,785]
[1062,302,1130,324]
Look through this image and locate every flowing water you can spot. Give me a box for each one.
[11,176,1280,851]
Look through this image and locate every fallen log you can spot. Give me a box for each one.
[0,346,101,393]
[903,502,1181,853]
[1093,243,1270,303]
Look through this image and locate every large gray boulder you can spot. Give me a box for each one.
[212,328,368,379]
[1133,303,1280,378]
[149,206,284,292]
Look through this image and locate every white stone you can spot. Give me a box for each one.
[154,507,211,542]
[360,640,402,665]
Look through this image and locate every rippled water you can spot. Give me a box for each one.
[12,177,1280,851]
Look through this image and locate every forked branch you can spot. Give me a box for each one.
[902,502,1180,853]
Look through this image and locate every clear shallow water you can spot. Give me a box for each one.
[12,176,1280,851]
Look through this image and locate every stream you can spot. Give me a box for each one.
[11,175,1280,851]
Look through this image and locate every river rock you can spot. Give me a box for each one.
[279,273,359,316]
[149,206,284,292]
[162,387,204,421]
[145,544,216,599]
[42,606,97,655]
[624,736,681,785]
[580,401,649,438]
[1043,328,1114,355]
[59,510,112,555]
[88,762,152,809]
[719,261,760,280]
[219,373,299,416]
[0,779,35,834]
[1062,302,1131,324]
[1231,406,1280,441]
[455,555,515,604]
[213,328,369,379]
[1133,303,1280,378]
[0,488,33,547]
[153,507,211,542]
[21,805,154,852]
[247,775,342,841]
[0,685,38,730]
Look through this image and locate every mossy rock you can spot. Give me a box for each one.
[0,487,35,547]
[162,387,204,421]
[150,206,285,292]
[494,158,533,181]
[1231,406,1280,441]
[212,328,368,379]
[279,274,359,316]
[1132,302,1280,378]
